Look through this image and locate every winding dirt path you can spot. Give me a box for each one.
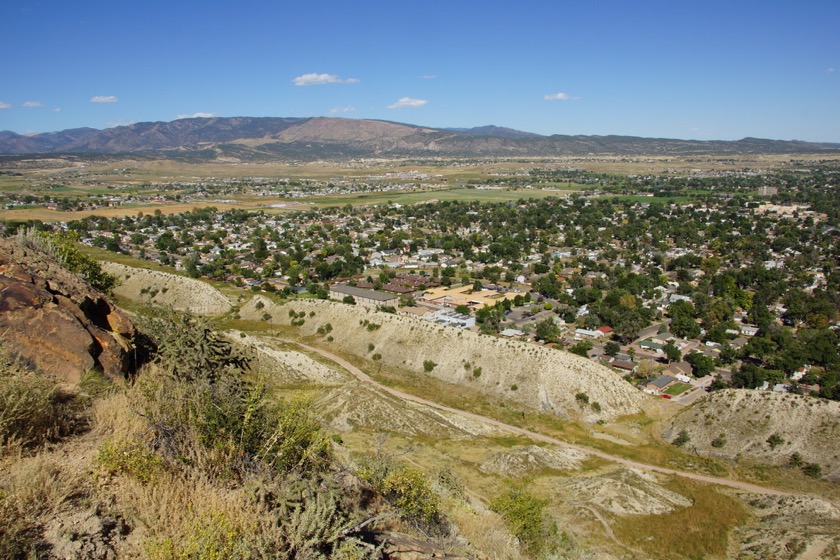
[290,339,795,497]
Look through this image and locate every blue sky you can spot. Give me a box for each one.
[1,0,838,141]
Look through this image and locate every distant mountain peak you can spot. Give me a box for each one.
[0,116,837,159]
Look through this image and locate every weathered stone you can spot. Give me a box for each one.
[378,532,469,559]
[0,237,137,383]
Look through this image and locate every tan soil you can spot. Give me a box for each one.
[559,467,693,516]
[479,444,589,477]
[732,494,840,559]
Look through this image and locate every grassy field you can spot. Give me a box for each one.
[304,186,578,207]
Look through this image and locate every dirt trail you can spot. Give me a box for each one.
[289,339,798,498]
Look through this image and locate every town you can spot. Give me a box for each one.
[6,160,838,405]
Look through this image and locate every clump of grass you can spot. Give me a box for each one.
[0,346,85,452]
[96,439,165,484]
[0,454,88,558]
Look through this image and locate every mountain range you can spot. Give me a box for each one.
[2,116,838,160]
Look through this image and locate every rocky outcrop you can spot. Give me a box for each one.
[0,237,137,383]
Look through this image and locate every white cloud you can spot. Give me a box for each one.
[90,95,118,103]
[544,92,577,101]
[328,105,357,114]
[106,119,135,128]
[828,67,836,73]
[0,101,10,110]
[23,101,43,108]
[420,74,437,79]
[292,73,359,86]
[176,112,216,119]
[54,108,62,112]
[387,97,428,109]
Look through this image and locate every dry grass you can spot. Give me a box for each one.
[611,478,749,559]
[448,501,523,559]
[0,453,90,558]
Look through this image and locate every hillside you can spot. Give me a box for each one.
[240,296,651,422]
[664,389,840,479]
[6,253,839,558]
[2,116,838,159]
[102,262,233,316]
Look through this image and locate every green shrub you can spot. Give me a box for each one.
[140,308,250,384]
[135,309,332,479]
[96,439,164,484]
[490,484,556,555]
[381,466,441,524]
[423,360,437,373]
[802,463,822,478]
[357,455,440,525]
[673,430,690,447]
[766,433,784,450]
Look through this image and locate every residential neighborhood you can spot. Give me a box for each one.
[6,163,838,403]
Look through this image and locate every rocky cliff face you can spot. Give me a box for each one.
[0,237,137,383]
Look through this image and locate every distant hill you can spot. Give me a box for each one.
[1,116,838,160]
[444,125,544,139]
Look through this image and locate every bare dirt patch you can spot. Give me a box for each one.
[733,494,840,559]
[559,468,692,516]
[479,444,588,477]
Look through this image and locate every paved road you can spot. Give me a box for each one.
[287,339,797,498]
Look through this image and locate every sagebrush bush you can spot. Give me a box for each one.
[356,452,442,527]
[132,309,332,480]
[490,484,557,555]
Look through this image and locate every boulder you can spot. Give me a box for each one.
[0,237,137,383]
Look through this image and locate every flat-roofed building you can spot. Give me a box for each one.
[328,284,399,308]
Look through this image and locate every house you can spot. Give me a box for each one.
[639,339,664,352]
[574,328,604,339]
[740,325,760,337]
[645,375,679,393]
[611,360,635,372]
[665,361,693,379]
[328,284,399,308]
